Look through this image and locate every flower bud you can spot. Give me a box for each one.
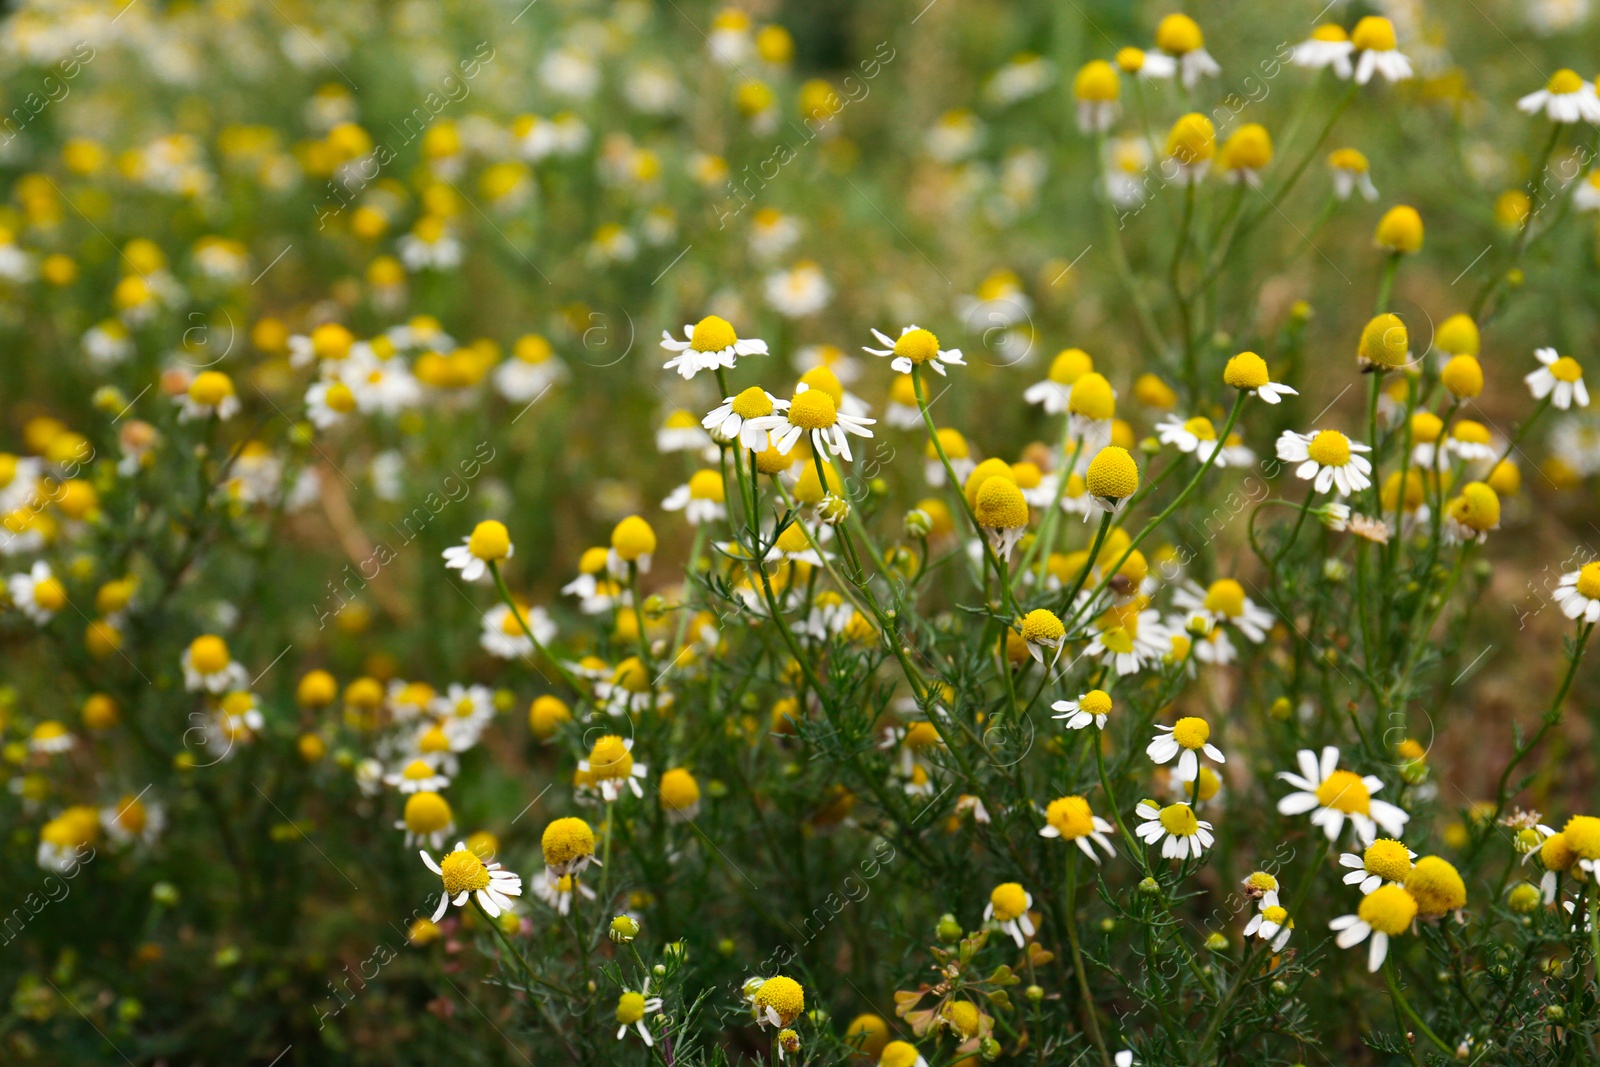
[610,915,640,943]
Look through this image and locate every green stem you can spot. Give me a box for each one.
[1384,959,1454,1056]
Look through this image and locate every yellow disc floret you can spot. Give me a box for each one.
[1315,769,1371,815]
[1047,796,1095,839]
[989,882,1029,921]
[611,516,657,561]
[541,816,596,868]
[1223,351,1270,391]
[1086,446,1139,501]
[1307,430,1351,467]
[1405,856,1466,916]
[1171,716,1210,750]
[894,328,941,365]
[974,477,1029,531]
[689,315,737,353]
[1364,839,1413,882]
[1020,608,1064,644]
[1159,803,1200,836]
[1359,883,1418,935]
[468,520,512,561]
[788,388,838,430]
[753,975,805,1026]
[438,847,491,895]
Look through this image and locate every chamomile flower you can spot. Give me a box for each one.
[1172,579,1273,643]
[420,841,523,921]
[1328,148,1379,201]
[1562,815,1600,875]
[385,757,451,794]
[579,735,650,801]
[1339,838,1417,894]
[177,371,240,422]
[748,975,805,1028]
[1330,883,1417,971]
[596,657,657,716]
[1526,347,1589,409]
[657,410,715,455]
[1135,799,1215,860]
[1085,445,1140,514]
[1053,689,1112,730]
[1152,14,1220,89]
[1241,871,1280,906]
[1164,112,1215,184]
[1038,795,1116,864]
[1117,46,1176,80]
[771,383,876,461]
[1016,608,1066,665]
[1276,429,1373,497]
[1350,16,1412,85]
[1147,716,1226,781]
[863,325,965,377]
[878,1041,930,1067]
[37,806,97,873]
[181,634,249,693]
[101,793,165,847]
[1244,902,1294,951]
[531,868,596,915]
[1222,351,1298,404]
[1155,414,1226,465]
[1441,482,1501,545]
[983,882,1036,947]
[7,561,66,624]
[1072,60,1120,133]
[1526,829,1575,903]
[703,387,790,451]
[1553,561,1600,622]
[1518,69,1600,124]
[1024,348,1095,414]
[663,470,728,524]
[1085,601,1169,675]
[1576,170,1600,212]
[398,791,454,849]
[661,315,768,380]
[1447,420,1496,462]
[442,520,513,583]
[493,334,567,403]
[973,476,1029,562]
[764,261,832,318]
[480,602,555,659]
[609,515,657,576]
[614,978,664,1045]
[542,816,599,877]
[305,379,357,429]
[1292,25,1354,78]
[28,720,75,754]
[1276,746,1410,844]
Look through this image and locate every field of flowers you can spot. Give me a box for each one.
[8,0,1600,1063]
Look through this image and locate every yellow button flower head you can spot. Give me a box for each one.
[541,816,597,875]
[1073,60,1120,132]
[1526,346,1589,410]
[1328,147,1378,201]
[658,768,702,819]
[1405,856,1466,917]
[863,324,966,377]
[878,1039,925,1067]
[1223,351,1297,403]
[420,839,522,922]
[1165,112,1216,178]
[661,315,769,379]
[1040,795,1116,863]
[1217,123,1272,182]
[983,881,1037,945]
[1374,205,1423,254]
[296,670,337,707]
[974,477,1029,561]
[1053,688,1113,731]
[1067,371,1116,422]
[1132,373,1176,408]
[1518,68,1598,123]
[1487,459,1520,496]
[1435,313,1480,357]
[443,520,513,583]
[1441,355,1483,398]
[611,515,657,572]
[1331,882,1417,971]
[401,791,454,849]
[1563,815,1600,871]
[1017,608,1065,664]
[750,974,804,1028]
[1443,481,1500,543]
[1358,313,1410,370]
[1154,14,1220,87]
[182,634,246,692]
[1350,16,1412,85]
[939,999,980,1039]
[1085,445,1139,512]
[180,371,239,421]
[962,458,1014,511]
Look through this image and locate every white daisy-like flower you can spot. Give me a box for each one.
[764,261,832,319]
[1329,883,1418,972]
[1576,170,1600,212]
[530,867,597,915]
[662,470,728,525]
[493,336,567,403]
[176,372,241,422]
[1155,414,1225,465]
[1146,716,1226,781]
[1553,561,1600,622]
[1052,689,1112,731]
[863,325,965,377]
[1171,578,1273,643]
[181,636,250,693]
[420,841,523,921]
[1243,903,1294,952]
[1275,429,1373,497]
[480,602,555,660]
[441,523,514,584]
[384,757,451,794]
[7,561,63,624]
[1329,148,1379,202]
[1134,799,1215,860]
[1276,746,1410,844]
[660,315,769,380]
[702,388,790,451]
[1526,347,1589,410]
[1339,838,1417,894]
[656,410,716,455]
[1351,17,1412,85]
[613,977,664,1045]
[1291,26,1354,78]
[982,883,1037,947]
[1518,69,1600,124]
[769,382,876,462]
[1038,795,1117,864]
[101,794,166,848]
[1084,605,1169,676]
[579,735,650,801]
[28,721,76,754]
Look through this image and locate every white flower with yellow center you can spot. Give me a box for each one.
[657,409,715,455]
[531,867,596,915]
[443,520,513,583]
[1518,69,1600,123]
[1329,883,1417,971]
[764,261,832,319]
[1038,795,1116,864]
[1526,347,1589,409]
[1351,16,1412,85]
[1328,148,1379,202]
[181,634,249,693]
[1446,419,1496,462]
[1117,46,1176,81]
[1243,903,1293,951]
[177,371,240,422]
[982,882,1036,946]
[1151,14,1220,89]
[305,378,358,429]
[1147,716,1225,781]
[420,841,523,921]
[1576,170,1600,212]
[1553,561,1600,622]
[614,978,664,1045]
[1135,799,1214,860]
[101,793,165,847]
[663,469,728,524]
[1276,429,1372,497]
[703,387,790,451]
[384,757,451,794]
[1155,414,1225,465]
[1084,603,1169,675]
[435,682,495,736]
[863,325,965,377]
[1016,608,1066,666]
[1276,746,1410,844]
[1292,25,1354,78]
[480,602,555,660]
[1023,348,1094,414]
[8,561,66,624]
[770,382,876,461]
[397,791,454,849]
[493,334,567,403]
[1053,688,1112,731]
[660,315,769,380]
[1171,578,1273,643]
[29,720,76,754]
[1339,838,1416,895]
[580,735,649,802]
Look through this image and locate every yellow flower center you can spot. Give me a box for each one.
[689,315,737,353]
[1552,356,1584,383]
[1447,482,1500,532]
[753,975,805,1024]
[1047,795,1095,839]
[1405,856,1466,916]
[1081,689,1112,718]
[1564,815,1600,860]
[1155,13,1204,54]
[1158,803,1199,837]
[1086,446,1139,500]
[974,478,1029,530]
[468,520,511,561]
[542,817,596,867]
[1314,769,1371,815]
[787,388,838,431]
[1351,16,1397,52]
[1246,871,1279,894]
[1182,416,1217,441]
[588,735,634,780]
[612,516,657,561]
[1261,905,1288,925]
[730,386,774,419]
[798,366,845,405]
[1020,608,1065,644]
[1100,626,1134,654]
[1452,420,1490,446]
[688,469,725,502]
[402,759,436,781]
[1410,412,1443,444]
[1223,351,1270,390]
[188,371,235,406]
[616,991,647,1025]
[438,848,491,895]
[941,1000,980,1038]
[1576,562,1600,599]
[659,768,701,810]
[1307,430,1352,468]
[406,791,453,833]
[1171,716,1210,750]
[1363,838,1413,882]
[1329,147,1369,173]
[33,577,66,611]
[612,656,649,692]
[1203,578,1245,618]
[189,635,231,674]
[1359,313,1409,368]
[1068,373,1115,420]
[1358,883,1417,935]
[1550,69,1584,94]
[989,882,1028,921]
[894,328,940,365]
[1073,60,1119,102]
[1541,831,1576,872]
[1311,24,1348,43]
